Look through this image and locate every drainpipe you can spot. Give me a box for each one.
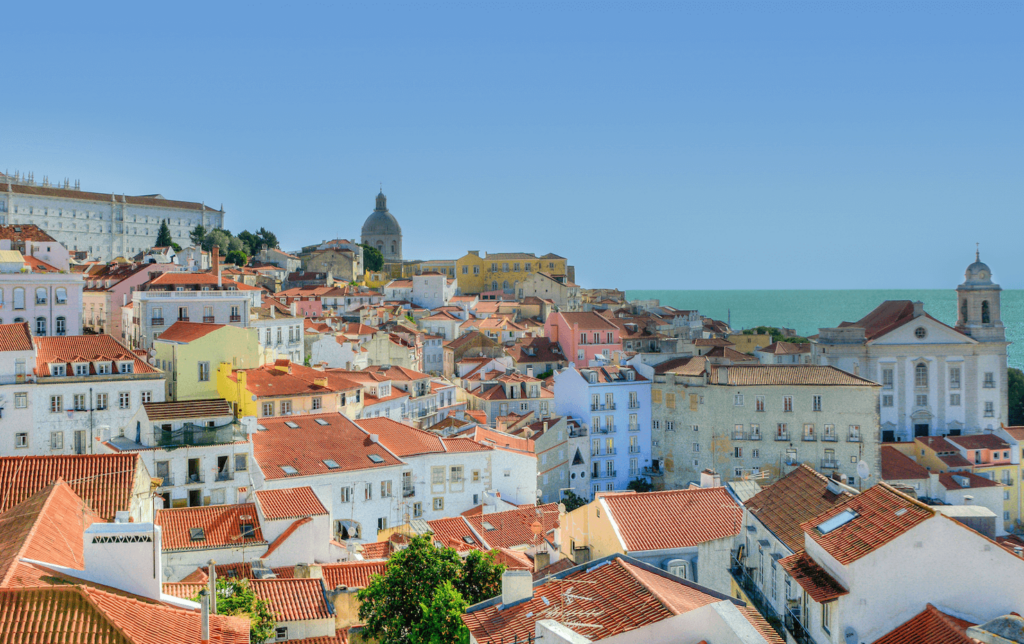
[89,388,94,454]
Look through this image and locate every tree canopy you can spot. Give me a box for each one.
[361,243,384,272]
[357,535,505,644]
[627,478,653,493]
[239,228,279,253]
[1009,368,1024,426]
[560,490,588,512]
[189,224,207,247]
[226,250,248,267]
[742,326,810,344]
[155,220,173,247]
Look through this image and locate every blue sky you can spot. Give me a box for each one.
[4,1,1021,289]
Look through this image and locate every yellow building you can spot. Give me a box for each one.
[363,270,389,288]
[153,322,259,401]
[456,251,569,295]
[217,360,364,419]
[559,494,629,564]
[724,333,772,354]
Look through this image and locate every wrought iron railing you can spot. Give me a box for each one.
[153,421,247,449]
[728,556,787,642]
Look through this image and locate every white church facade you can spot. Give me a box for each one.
[814,253,1008,442]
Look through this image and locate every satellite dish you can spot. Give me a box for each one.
[844,626,858,644]
[857,460,871,480]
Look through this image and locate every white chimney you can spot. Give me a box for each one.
[82,523,164,601]
[200,591,210,644]
[501,570,534,606]
[700,469,721,489]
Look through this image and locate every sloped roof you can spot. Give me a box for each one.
[602,487,742,552]
[250,578,332,622]
[464,504,559,549]
[758,341,811,355]
[836,300,969,343]
[252,413,402,480]
[938,471,1002,490]
[0,454,140,520]
[35,335,158,375]
[142,399,232,422]
[0,223,57,242]
[254,487,328,520]
[778,550,848,603]
[709,365,877,387]
[880,447,930,481]
[156,503,266,552]
[555,311,618,331]
[654,355,708,376]
[231,362,361,398]
[427,516,485,551]
[0,322,33,351]
[800,484,934,565]
[872,603,975,644]
[703,345,759,362]
[154,321,226,344]
[745,465,857,552]
[356,417,446,456]
[946,434,1010,451]
[275,561,388,590]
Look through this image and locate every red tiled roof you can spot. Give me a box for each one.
[252,413,403,480]
[938,471,1002,490]
[465,410,488,425]
[441,437,493,453]
[0,585,250,644]
[0,454,140,520]
[0,481,104,588]
[357,541,393,560]
[837,300,968,343]
[0,322,34,351]
[946,434,1010,451]
[180,562,258,583]
[274,561,388,590]
[142,399,232,422]
[744,465,856,552]
[554,311,618,331]
[156,503,266,552]
[155,321,226,343]
[255,487,328,520]
[872,603,975,644]
[778,550,848,603]
[602,487,741,552]
[758,341,811,355]
[654,356,708,376]
[694,338,735,347]
[161,581,206,600]
[880,446,930,481]
[464,427,534,454]
[709,365,877,387]
[464,504,559,549]
[231,362,361,399]
[34,335,158,375]
[800,484,933,565]
[427,517,485,551]
[251,578,332,622]
[703,345,759,362]
[0,224,57,242]
[495,548,533,570]
[356,417,445,456]
[462,557,722,642]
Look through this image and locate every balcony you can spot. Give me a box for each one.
[185,473,204,484]
[151,318,165,326]
[215,470,234,482]
[628,424,639,432]
[785,606,820,644]
[802,433,816,442]
[230,315,242,322]
[403,487,415,498]
[728,556,787,642]
[605,447,617,455]
[775,432,789,441]
[847,433,861,442]
[628,446,641,454]
[733,430,746,440]
[203,316,215,323]
[177,316,190,323]
[822,433,837,442]
[569,427,588,438]
[628,403,640,409]
[157,474,175,487]
[749,432,762,441]
[590,403,616,411]
[642,466,663,476]
[1002,477,1015,487]
[154,422,247,449]
[821,459,840,469]
[593,469,617,479]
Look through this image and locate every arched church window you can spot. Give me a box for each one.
[391,242,396,254]
[961,299,968,324]
[982,300,990,324]
[915,363,928,388]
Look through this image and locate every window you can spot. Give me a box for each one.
[178,306,188,321]
[882,394,894,407]
[950,393,961,406]
[15,393,27,408]
[276,627,288,641]
[55,288,67,304]
[413,502,423,518]
[734,393,743,406]
[50,395,62,413]
[734,447,742,458]
[118,362,133,374]
[340,487,352,503]
[752,449,759,458]
[364,483,373,501]
[914,326,927,339]
[776,423,787,439]
[783,396,793,412]
[984,372,996,388]
[692,443,700,453]
[235,454,247,471]
[433,497,444,511]
[450,466,463,483]
[15,433,27,448]
[431,466,445,485]
[755,395,765,412]
[56,317,66,335]
[74,363,88,376]
[822,601,833,634]
[36,317,46,336]
[665,421,674,431]
[262,402,274,416]
[915,363,928,388]
[35,288,47,305]
[381,480,393,497]
[812,395,822,412]
[982,300,991,324]
[50,432,63,450]
[985,402,995,417]
[280,400,292,415]
[198,362,210,382]
[13,288,24,310]
[312,397,322,410]
[950,367,961,389]
[73,394,87,411]
[882,368,894,389]
[119,392,130,409]
[915,394,928,407]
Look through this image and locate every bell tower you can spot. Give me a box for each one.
[955,249,1004,342]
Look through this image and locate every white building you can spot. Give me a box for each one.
[175,245,210,271]
[814,255,1007,442]
[411,272,457,309]
[0,225,83,335]
[250,305,304,365]
[0,173,224,260]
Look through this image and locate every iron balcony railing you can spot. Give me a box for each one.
[229,315,242,322]
[216,471,234,482]
[785,605,820,644]
[775,432,789,441]
[847,433,861,442]
[628,424,639,432]
[822,434,837,442]
[157,474,174,487]
[185,472,204,484]
[642,466,662,476]
[733,430,747,439]
[151,318,164,326]
[802,433,816,442]
[590,403,616,411]
[203,316,215,323]
[728,555,787,642]
[592,469,617,479]
[154,421,247,450]
[821,459,840,469]
[403,487,415,498]
[749,431,762,441]
[569,427,588,438]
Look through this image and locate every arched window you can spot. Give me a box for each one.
[961,299,968,324]
[391,242,396,254]
[915,363,928,388]
[982,300,990,324]
[376,241,383,252]
[55,288,67,305]
[35,288,47,305]
[35,317,46,336]
[13,288,25,310]
[13,317,24,324]
[56,316,66,336]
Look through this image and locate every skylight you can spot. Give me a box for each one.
[482,521,496,531]
[240,523,255,538]
[189,527,206,542]
[285,421,299,429]
[280,465,299,475]
[257,424,267,431]
[315,418,330,426]
[324,459,340,469]
[368,454,385,464]
[462,536,476,544]
[816,509,859,535]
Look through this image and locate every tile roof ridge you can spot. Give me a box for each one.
[613,558,682,615]
[0,478,66,587]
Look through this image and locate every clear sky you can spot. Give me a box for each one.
[4,1,1021,289]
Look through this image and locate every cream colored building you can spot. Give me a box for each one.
[651,362,880,490]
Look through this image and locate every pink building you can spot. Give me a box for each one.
[544,311,621,366]
[277,285,328,317]
[83,263,181,340]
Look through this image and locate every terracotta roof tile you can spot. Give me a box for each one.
[709,364,877,387]
[946,434,1010,451]
[251,578,332,622]
[161,581,206,600]
[357,541,393,560]
[938,471,1002,490]
[231,363,361,399]
[274,561,388,590]
[253,413,403,480]
[800,484,933,565]
[880,447,930,481]
[744,465,857,552]
[654,356,708,376]
[255,487,328,520]
[694,338,735,347]
[35,334,158,375]
[441,437,493,453]
[156,503,266,552]
[0,322,33,351]
[154,321,227,343]
[356,417,445,456]
[758,342,811,355]
[464,504,559,550]
[603,487,741,552]
[0,454,140,520]
[778,550,848,603]
[553,311,618,331]
[142,399,232,422]
[0,224,57,242]
[703,345,759,362]
[872,603,975,644]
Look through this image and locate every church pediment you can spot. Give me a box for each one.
[868,315,977,346]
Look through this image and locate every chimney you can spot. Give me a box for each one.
[370,434,380,443]
[534,549,551,573]
[963,495,974,504]
[212,245,220,275]
[913,301,924,318]
[207,559,217,613]
[501,570,533,606]
[200,591,210,644]
[543,421,548,432]
[294,563,324,579]
[82,522,164,601]
[314,376,329,388]
[826,478,845,496]
[700,469,721,489]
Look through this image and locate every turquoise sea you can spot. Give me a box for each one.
[625,290,1024,370]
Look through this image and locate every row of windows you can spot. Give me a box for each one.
[46,391,150,412]
[883,365,996,390]
[883,392,996,415]
[0,287,69,309]
[590,436,642,455]
[0,316,68,336]
[580,332,616,345]
[726,393,823,412]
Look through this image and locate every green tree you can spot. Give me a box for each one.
[362,243,384,272]
[357,535,506,644]
[226,250,248,267]
[409,580,470,644]
[155,220,173,247]
[1009,368,1024,426]
[170,242,182,252]
[204,228,232,253]
[627,478,653,493]
[189,224,207,247]
[255,227,279,250]
[560,490,588,512]
[194,578,276,644]
[238,230,260,255]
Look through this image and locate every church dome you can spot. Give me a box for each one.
[361,191,402,236]
[963,249,993,286]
